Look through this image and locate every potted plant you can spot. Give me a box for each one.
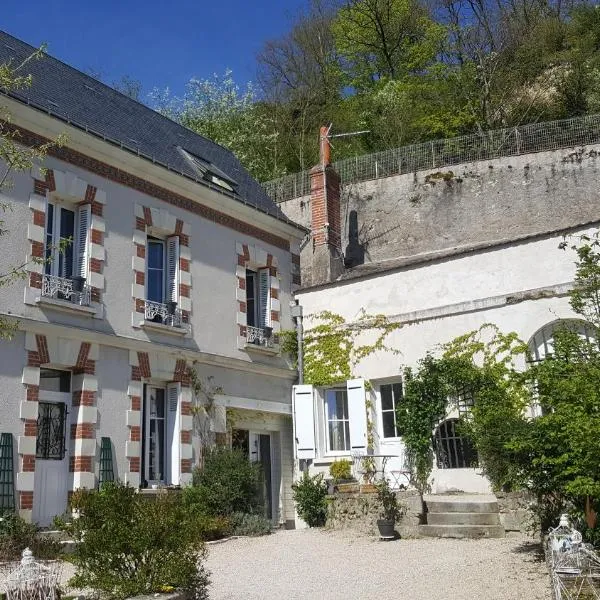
[375,479,402,539]
[329,459,356,492]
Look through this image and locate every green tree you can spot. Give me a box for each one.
[332,0,445,88]
[152,71,283,182]
[0,48,65,338]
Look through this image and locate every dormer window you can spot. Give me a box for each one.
[178,147,237,193]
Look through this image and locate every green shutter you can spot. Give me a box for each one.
[99,437,115,487]
[0,433,15,512]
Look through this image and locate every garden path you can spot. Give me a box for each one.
[206,529,550,599]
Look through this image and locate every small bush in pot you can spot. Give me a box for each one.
[292,472,328,527]
[375,479,403,539]
[329,459,353,482]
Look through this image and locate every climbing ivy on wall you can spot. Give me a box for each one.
[282,310,402,387]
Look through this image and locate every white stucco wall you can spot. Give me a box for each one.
[296,226,594,493]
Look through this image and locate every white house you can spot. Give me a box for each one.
[0,31,305,527]
[281,127,600,494]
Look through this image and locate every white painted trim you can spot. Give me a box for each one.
[28,193,46,211]
[180,473,193,486]
[20,401,39,420]
[27,223,45,243]
[214,394,292,415]
[73,439,96,456]
[22,366,40,386]
[8,316,298,380]
[126,410,141,427]
[72,374,98,392]
[125,472,141,488]
[16,472,35,491]
[72,472,95,490]
[18,436,36,455]
[181,444,193,460]
[74,406,97,424]
[181,415,193,430]
[126,441,141,457]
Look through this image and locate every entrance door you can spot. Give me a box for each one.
[33,391,71,526]
[250,432,273,520]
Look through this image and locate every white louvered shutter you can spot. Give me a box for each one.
[166,382,181,486]
[347,379,368,453]
[166,236,180,304]
[293,385,316,459]
[258,268,271,329]
[76,204,91,279]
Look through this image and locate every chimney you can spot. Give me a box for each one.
[308,126,343,286]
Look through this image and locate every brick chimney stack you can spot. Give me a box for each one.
[308,126,343,286]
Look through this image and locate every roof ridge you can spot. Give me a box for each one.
[0,29,238,161]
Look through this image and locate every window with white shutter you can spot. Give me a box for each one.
[166,382,181,486]
[257,268,270,329]
[293,385,316,460]
[166,235,180,304]
[76,204,91,280]
[347,379,368,453]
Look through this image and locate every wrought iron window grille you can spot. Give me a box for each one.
[144,300,188,330]
[246,325,274,348]
[41,274,91,306]
[36,403,67,461]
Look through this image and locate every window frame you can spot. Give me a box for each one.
[379,382,403,440]
[146,236,167,304]
[143,385,167,486]
[323,388,351,455]
[44,199,76,279]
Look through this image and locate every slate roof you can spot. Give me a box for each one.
[0,30,300,228]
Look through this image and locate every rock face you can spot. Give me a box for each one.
[495,490,533,533]
[326,489,423,538]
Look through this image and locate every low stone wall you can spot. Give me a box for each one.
[326,488,424,538]
[495,491,533,533]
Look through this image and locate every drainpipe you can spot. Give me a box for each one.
[290,300,304,384]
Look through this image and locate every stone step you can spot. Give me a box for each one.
[424,494,499,514]
[427,512,501,526]
[419,524,505,539]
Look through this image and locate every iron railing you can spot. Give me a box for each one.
[246,325,275,348]
[41,274,91,306]
[144,300,188,330]
[262,113,600,204]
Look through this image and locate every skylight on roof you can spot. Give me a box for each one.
[178,147,237,193]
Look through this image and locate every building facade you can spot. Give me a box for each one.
[0,32,304,526]
[283,130,600,495]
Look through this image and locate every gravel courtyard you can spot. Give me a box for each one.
[206,529,551,600]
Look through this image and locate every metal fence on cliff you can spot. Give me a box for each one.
[262,113,600,204]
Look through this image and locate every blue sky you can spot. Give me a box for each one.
[2,0,306,100]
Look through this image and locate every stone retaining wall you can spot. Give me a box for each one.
[495,491,534,533]
[326,489,424,538]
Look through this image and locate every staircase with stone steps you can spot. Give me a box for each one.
[419,494,505,539]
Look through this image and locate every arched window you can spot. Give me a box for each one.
[433,419,478,469]
[528,319,597,362]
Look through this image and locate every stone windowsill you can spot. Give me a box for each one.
[139,319,190,336]
[244,341,280,356]
[36,295,97,316]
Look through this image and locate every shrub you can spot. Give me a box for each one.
[375,479,404,521]
[0,512,61,561]
[230,512,272,537]
[292,472,328,527]
[61,483,209,600]
[329,459,352,482]
[190,447,261,516]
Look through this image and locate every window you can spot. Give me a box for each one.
[380,383,402,438]
[36,402,67,460]
[245,268,272,345]
[36,368,70,461]
[528,319,597,362]
[433,419,478,469]
[142,384,180,486]
[42,201,90,305]
[146,387,166,483]
[144,235,182,327]
[178,147,238,193]
[325,389,350,452]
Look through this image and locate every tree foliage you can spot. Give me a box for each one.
[151,0,600,179]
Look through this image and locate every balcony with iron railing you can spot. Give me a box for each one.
[245,325,277,352]
[144,300,189,332]
[41,274,91,306]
